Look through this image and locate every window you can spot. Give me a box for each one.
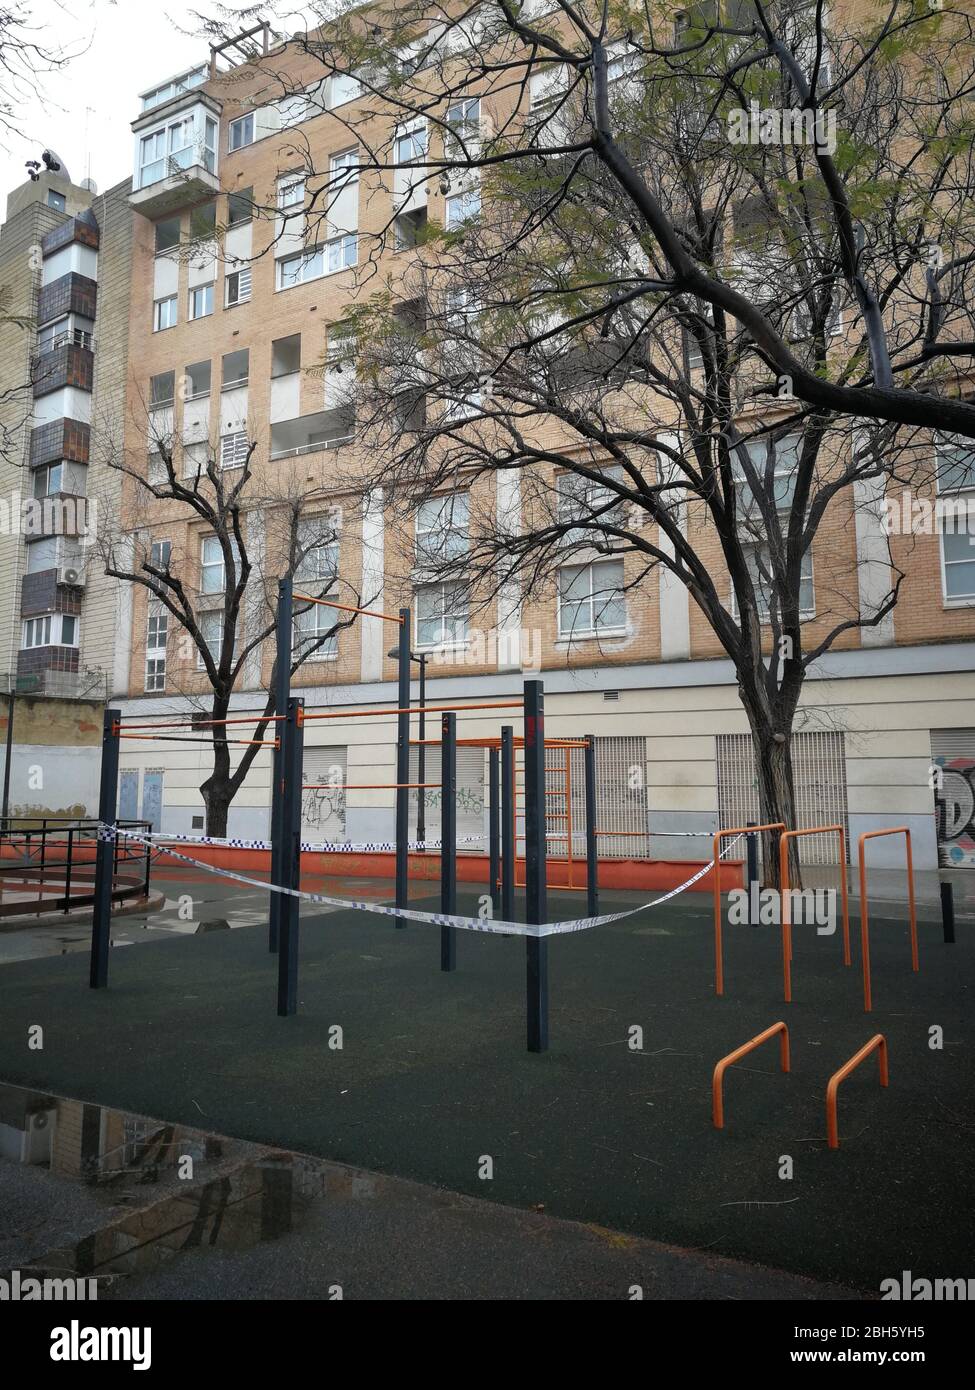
[229,113,254,150]
[184,360,211,398]
[150,371,175,407]
[416,581,469,648]
[445,97,480,151]
[21,613,79,649]
[293,603,339,660]
[150,539,172,570]
[222,348,249,387]
[201,535,239,594]
[155,217,180,254]
[276,246,324,289]
[228,188,253,226]
[47,189,66,212]
[415,493,469,567]
[941,529,975,601]
[733,435,801,522]
[189,283,214,320]
[190,201,217,239]
[395,124,427,165]
[147,447,168,483]
[145,611,168,692]
[937,435,975,601]
[445,186,480,230]
[220,431,249,469]
[278,175,305,208]
[154,295,177,331]
[33,463,63,498]
[197,609,225,666]
[558,560,627,637]
[295,518,339,583]
[936,435,975,495]
[225,265,252,306]
[182,440,207,478]
[330,148,359,182]
[557,468,627,544]
[326,233,357,272]
[272,334,301,377]
[394,207,427,250]
[738,541,815,620]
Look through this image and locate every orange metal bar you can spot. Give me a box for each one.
[858,828,918,1013]
[712,1022,790,1130]
[713,823,786,996]
[293,594,405,624]
[826,1034,889,1149]
[565,746,574,891]
[117,714,284,732]
[302,701,522,722]
[117,734,277,747]
[779,825,852,1003]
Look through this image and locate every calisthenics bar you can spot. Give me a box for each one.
[293,593,405,624]
[301,701,522,722]
[117,734,278,748]
[302,782,439,790]
[116,714,285,732]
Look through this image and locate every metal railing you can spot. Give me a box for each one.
[0,817,152,915]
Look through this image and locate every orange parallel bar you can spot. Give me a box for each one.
[117,714,284,732]
[779,824,852,1004]
[293,594,404,624]
[302,701,522,722]
[712,1022,790,1130]
[713,823,786,997]
[826,1034,889,1149]
[117,734,278,747]
[858,828,918,1013]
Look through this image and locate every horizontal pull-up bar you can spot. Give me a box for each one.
[293,594,404,624]
[117,733,278,748]
[780,824,852,1002]
[713,823,786,997]
[302,782,440,791]
[116,714,284,732]
[301,701,522,723]
[858,827,918,1013]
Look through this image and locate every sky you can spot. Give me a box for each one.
[1,0,228,200]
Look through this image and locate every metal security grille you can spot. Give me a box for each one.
[301,746,347,841]
[543,736,649,859]
[408,746,484,845]
[930,729,975,868]
[716,731,849,865]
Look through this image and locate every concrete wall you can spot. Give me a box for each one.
[0,694,103,818]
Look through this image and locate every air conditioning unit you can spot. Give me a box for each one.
[57,565,86,588]
[22,1107,56,1164]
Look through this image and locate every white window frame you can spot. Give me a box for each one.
[278,174,305,208]
[229,113,254,151]
[293,602,339,661]
[145,609,168,692]
[276,246,325,290]
[197,608,225,668]
[445,186,480,230]
[326,233,357,273]
[201,535,239,595]
[415,493,469,568]
[189,283,214,320]
[21,613,79,650]
[557,559,627,639]
[153,296,177,332]
[414,579,470,651]
[225,264,252,306]
[220,431,249,470]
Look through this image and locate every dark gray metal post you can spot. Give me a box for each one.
[89,708,121,989]
[488,746,500,916]
[584,734,598,916]
[523,680,548,1053]
[941,881,956,944]
[64,828,73,913]
[501,725,515,922]
[417,654,427,846]
[277,697,304,1016]
[440,711,457,971]
[395,608,411,927]
[1,688,13,836]
[269,577,293,953]
[746,821,759,926]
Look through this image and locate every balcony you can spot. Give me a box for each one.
[270,408,354,460]
[130,153,220,219]
[130,94,221,218]
[29,419,90,468]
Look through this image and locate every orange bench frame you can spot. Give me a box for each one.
[779,825,852,1003]
[712,823,785,996]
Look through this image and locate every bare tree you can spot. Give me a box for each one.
[92,410,360,837]
[201,0,975,875]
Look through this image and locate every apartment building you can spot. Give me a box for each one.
[107,13,975,870]
[0,161,133,818]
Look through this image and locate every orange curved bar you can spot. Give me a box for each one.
[826,1034,889,1149]
[712,1022,790,1129]
[779,825,852,1004]
[858,828,918,1013]
[293,594,405,624]
[713,823,785,996]
[301,783,439,790]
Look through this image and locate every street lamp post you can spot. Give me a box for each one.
[390,647,428,846]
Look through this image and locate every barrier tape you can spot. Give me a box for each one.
[97,824,742,940]
[108,829,485,854]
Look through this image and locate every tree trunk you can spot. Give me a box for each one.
[748,721,802,891]
[200,775,233,839]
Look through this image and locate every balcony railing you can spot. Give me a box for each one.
[270,435,354,460]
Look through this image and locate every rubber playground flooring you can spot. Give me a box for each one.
[0,883,971,1294]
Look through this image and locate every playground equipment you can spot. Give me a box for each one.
[711,1022,790,1129]
[858,828,918,1012]
[779,824,852,1003]
[826,1034,889,1149]
[712,822,785,995]
[86,578,602,1054]
[0,817,151,916]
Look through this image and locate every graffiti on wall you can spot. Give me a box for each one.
[933,757,975,867]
